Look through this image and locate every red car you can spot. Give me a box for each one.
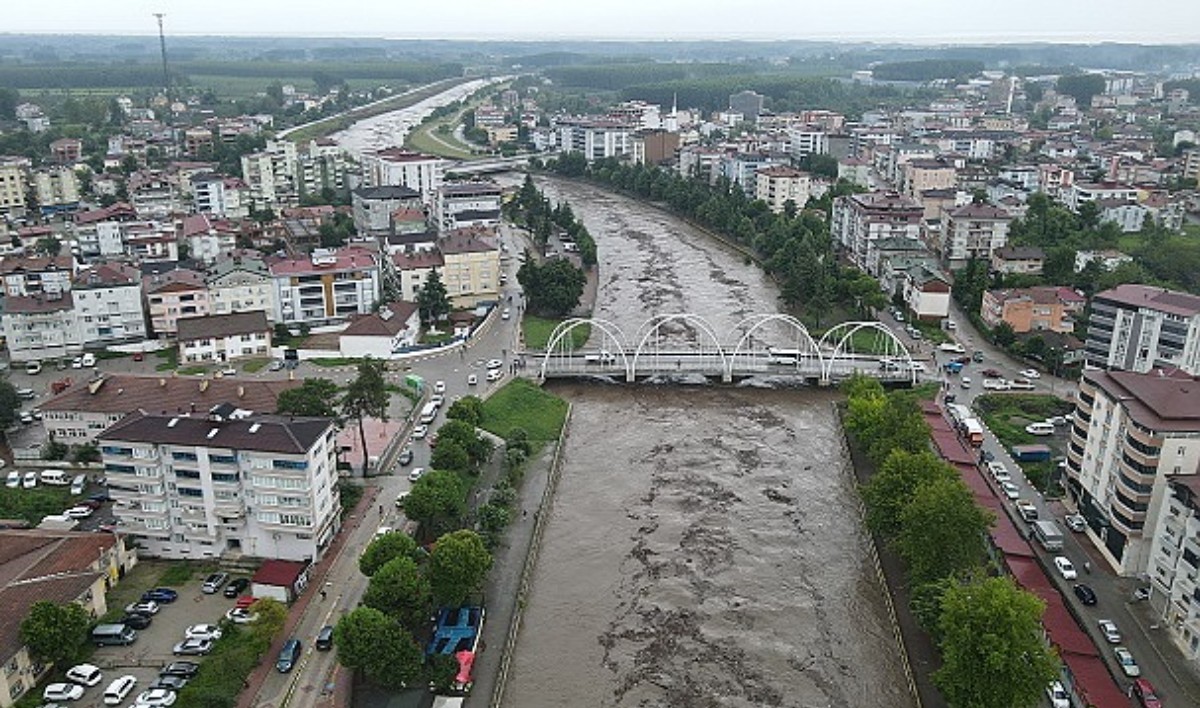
[982,368,1003,378]
[132,352,144,362]
[1132,679,1161,708]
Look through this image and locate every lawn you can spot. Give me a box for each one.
[154,348,179,371]
[480,379,569,453]
[523,315,591,350]
[974,393,1074,492]
[0,486,77,525]
[242,358,271,373]
[310,357,363,367]
[406,119,475,159]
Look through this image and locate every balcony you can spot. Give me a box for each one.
[1111,506,1145,534]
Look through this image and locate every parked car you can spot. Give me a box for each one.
[43,683,85,701]
[1045,680,1070,708]
[981,368,1002,378]
[433,380,446,394]
[467,373,478,386]
[1132,678,1162,708]
[1073,583,1097,605]
[135,687,178,706]
[412,424,429,439]
[201,572,229,593]
[132,351,145,362]
[225,608,259,624]
[159,662,199,679]
[1025,422,1055,436]
[1019,368,1041,379]
[122,613,153,629]
[1114,647,1140,677]
[184,624,223,641]
[125,600,160,615]
[1098,619,1122,644]
[276,639,301,672]
[1053,556,1077,579]
[172,638,214,656]
[65,663,104,687]
[22,471,38,488]
[987,462,1011,483]
[1000,481,1020,499]
[5,471,19,488]
[408,467,425,482]
[1015,500,1038,522]
[487,368,503,382]
[223,578,250,598]
[397,448,414,466]
[142,588,179,603]
[1065,514,1087,532]
[103,674,137,705]
[486,358,503,370]
[151,675,188,692]
[70,473,88,495]
[938,342,966,354]
[64,505,94,519]
[268,359,284,371]
[316,625,334,651]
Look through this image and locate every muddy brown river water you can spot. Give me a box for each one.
[500,177,912,708]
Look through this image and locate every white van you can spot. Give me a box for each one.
[70,474,88,495]
[40,470,69,486]
[419,402,439,424]
[81,352,96,367]
[1025,422,1055,436]
[25,361,41,375]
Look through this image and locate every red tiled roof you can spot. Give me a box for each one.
[253,559,309,587]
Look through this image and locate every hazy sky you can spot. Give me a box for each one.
[7,0,1200,43]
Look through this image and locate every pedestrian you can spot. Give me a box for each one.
[522,509,528,519]
[378,504,383,515]
[320,588,327,600]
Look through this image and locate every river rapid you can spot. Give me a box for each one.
[500,177,913,708]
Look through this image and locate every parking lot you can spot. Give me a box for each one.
[62,564,255,708]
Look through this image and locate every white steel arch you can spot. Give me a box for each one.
[631,313,728,380]
[539,317,632,380]
[819,321,916,385]
[726,313,823,379]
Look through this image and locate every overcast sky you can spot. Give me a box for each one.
[7,0,1200,43]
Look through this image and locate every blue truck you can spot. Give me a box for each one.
[1011,444,1052,462]
[943,361,964,374]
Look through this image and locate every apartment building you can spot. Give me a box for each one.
[177,311,271,363]
[438,228,501,308]
[831,191,924,269]
[1065,369,1200,577]
[71,203,138,258]
[207,254,275,320]
[1,255,76,297]
[143,268,211,336]
[127,170,179,217]
[352,185,422,235]
[192,173,251,219]
[980,286,1085,334]
[99,409,341,562]
[240,139,299,210]
[787,128,829,158]
[902,158,958,198]
[270,246,380,326]
[0,158,29,215]
[1148,478,1200,664]
[1062,182,1138,212]
[941,202,1013,269]
[437,182,503,231]
[556,118,633,162]
[2,291,82,362]
[72,262,147,346]
[990,246,1045,275]
[0,531,136,708]
[39,373,299,443]
[1085,284,1200,375]
[360,148,445,205]
[32,167,80,215]
[391,249,444,302]
[754,166,811,214]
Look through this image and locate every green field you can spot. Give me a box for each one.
[523,315,591,350]
[0,486,80,525]
[479,379,569,452]
[405,120,475,159]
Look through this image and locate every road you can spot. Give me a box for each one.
[917,304,1200,705]
[245,226,527,708]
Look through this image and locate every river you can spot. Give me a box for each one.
[499,177,913,708]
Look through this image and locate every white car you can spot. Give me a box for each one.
[1019,368,1042,379]
[1098,619,1122,644]
[433,380,446,394]
[135,688,178,706]
[125,600,160,615]
[225,608,259,624]
[960,376,972,389]
[65,663,103,687]
[1114,647,1140,677]
[467,373,478,386]
[1000,481,1020,499]
[64,505,95,519]
[43,683,85,701]
[981,378,1010,391]
[103,675,137,705]
[1045,680,1070,708]
[1054,556,1077,580]
[501,308,511,320]
[5,471,19,488]
[487,368,503,382]
[172,637,213,656]
[987,461,1010,480]
[22,471,38,488]
[1065,514,1087,532]
[185,624,223,641]
[486,358,503,370]
[412,424,429,440]
[408,467,425,482]
[429,393,445,407]
[1025,422,1055,436]
[938,342,966,354]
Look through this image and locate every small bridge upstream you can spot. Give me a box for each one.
[534,314,920,386]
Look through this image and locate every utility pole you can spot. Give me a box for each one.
[153,13,170,99]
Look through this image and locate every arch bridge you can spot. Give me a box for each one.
[536,314,919,386]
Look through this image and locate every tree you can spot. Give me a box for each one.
[1056,74,1106,107]
[276,378,340,417]
[935,577,1060,708]
[896,477,993,585]
[358,531,420,577]
[518,257,586,317]
[431,440,471,472]
[991,321,1017,347]
[861,450,958,539]
[340,359,389,476]
[0,381,20,429]
[72,442,101,464]
[403,469,468,533]
[363,556,432,633]
[334,607,424,689]
[417,269,451,325]
[20,601,91,666]
[435,419,492,467]
[428,530,493,607]
[445,396,483,426]
[34,236,63,257]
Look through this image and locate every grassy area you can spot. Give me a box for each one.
[912,381,940,400]
[0,486,78,525]
[95,350,130,361]
[406,118,475,159]
[480,379,569,453]
[310,357,363,367]
[175,600,286,708]
[178,365,209,376]
[523,315,591,350]
[912,319,951,344]
[242,358,271,373]
[157,562,214,587]
[974,393,1074,492]
[154,348,179,372]
[338,479,364,520]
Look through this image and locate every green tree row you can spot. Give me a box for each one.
[842,375,1059,708]
[505,174,598,266]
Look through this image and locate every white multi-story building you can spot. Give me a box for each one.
[177,311,271,363]
[941,202,1013,269]
[1085,284,1200,375]
[99,409,341,562]
[1,255,75,297]
[754,166,811,213]
[438,228,501,309]
[270,246,380,326]
[2,292,82,362]
[73,262,147,347]
[0,157,29,215]
[207,254,276,320]
[556,118,633,162]
[241,140,299,210]
[1148,478,1200,665]
[1066,369,1200,577]
[32,167,80,214]
[192,173,251,219]
[787,128,829,158]
[831,192,924,269]
[71,203,138,259]
[437,181,503,231]
[1061,182,1138,212]
[359,148,445,205]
